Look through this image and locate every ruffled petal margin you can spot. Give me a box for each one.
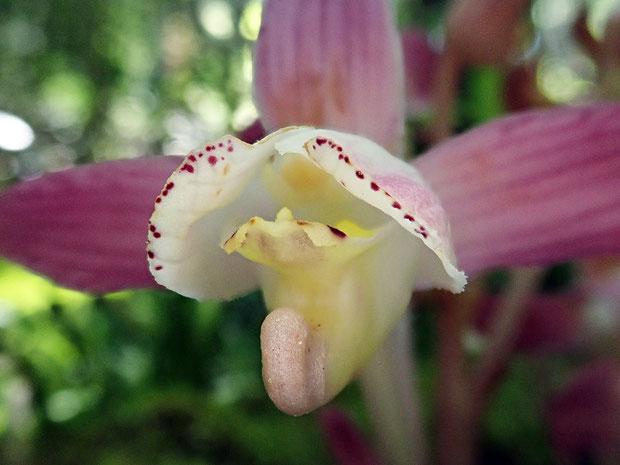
[148,134,278,300]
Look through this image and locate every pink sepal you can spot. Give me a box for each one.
[254,0,405,154]
[415,103,620,275]
[0,156,183,293]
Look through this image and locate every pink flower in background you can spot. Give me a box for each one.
[549,362,620,463]
[319,407,383,465]
[0,0,619,419]
[401,29,439,117]
[475,292,585,353]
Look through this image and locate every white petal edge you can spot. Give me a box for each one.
[147,131,292,300]
[149,127,465,301]
[274,128,466,293]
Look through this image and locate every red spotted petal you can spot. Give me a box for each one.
[276,128,466,292]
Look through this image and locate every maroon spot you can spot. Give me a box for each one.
[220,156,225,160]
[153,232,161,238]
[198,152,203,158]
[162,190,168,196]
[419,225,426,231]
[415,229,429,239]
[370,182,380,191]
[206,145,213,151]
[227,146,233,152]
[328,225,347,238]
[155,265,163,271]
[181,164,195,173]
[149,225,156,232]
[404,214,415,222]
[344,156,350,164]
[356,171,364,179]
[392,201,401,209]
[208,155,218,165]
[147,251,155,259]
[312,145,316,150]
[218,142,224,147]
[316,137,327,146]
[338,154,344,160]
[188,155,197,162]
[337,146,343,152]
[155,197,162,203]
[166,182,174,189]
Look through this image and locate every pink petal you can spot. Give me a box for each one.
[236,119,266,144]
[401,28,439,116]
[0,156,183,293]
[548,361,620,460]
[254,0,405,154]
[415,103,620,275]
[319,408,383,465]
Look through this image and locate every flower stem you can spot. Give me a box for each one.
[436,268,543,465]
[437,293,474,465]
[430,48,462,144]
[360,311,427,465]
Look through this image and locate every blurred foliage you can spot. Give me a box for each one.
[0,260,337,464]
[0,0,617,463]
[0,0,262,185]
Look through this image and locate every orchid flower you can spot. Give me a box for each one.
[144,127,465,415]
[1,0,620,422]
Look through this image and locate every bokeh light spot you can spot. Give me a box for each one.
[39,72,94,129]
[232,98,258,131]
[0,111,35,151]
[199,0,235,40]
[537,57,593,102]
[586,0,620,40]
[239,1,263,41]
[532,0,580,30]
